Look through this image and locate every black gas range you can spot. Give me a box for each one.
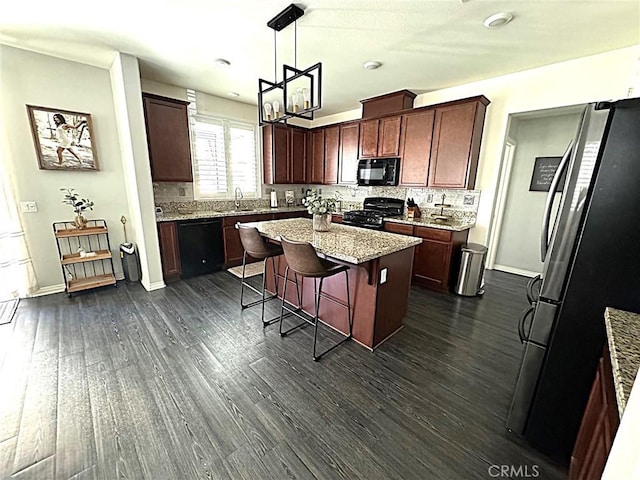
[342,197,405,230]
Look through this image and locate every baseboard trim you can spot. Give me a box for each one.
[143,280,166,292]
[31,284,66,297]
[493,264,540,278]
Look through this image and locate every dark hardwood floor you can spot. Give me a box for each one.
[0,270,566,479]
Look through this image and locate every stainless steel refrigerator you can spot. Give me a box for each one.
[506,97,640,461]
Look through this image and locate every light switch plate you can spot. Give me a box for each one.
[20,201,38,213]
[380,268,388,284]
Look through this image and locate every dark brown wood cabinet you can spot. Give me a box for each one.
[384,223,469,292]
[359,116,401,158]
[359,119,379,158]
[428,98,488,189]
[143,94,193,182]
[308,129,325,184]
[157,221,181,282]
[324,126,340,184]
[338,122,360,184]
[569,347,619,480]
[399,110,435,186]
[263,124,306,184]
[290,127,307,183]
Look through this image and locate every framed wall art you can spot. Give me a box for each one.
[27,105,99,171]
[529,156,566,192]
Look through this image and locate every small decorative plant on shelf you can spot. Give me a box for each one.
[303,192,336,232]
[60,187,94,229]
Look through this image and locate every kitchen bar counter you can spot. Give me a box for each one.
[156,206,308,222]
[251,218,421,264]
[604,307,640,416]
[240,218,419,350]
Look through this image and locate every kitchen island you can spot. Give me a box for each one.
[243,218,422,350]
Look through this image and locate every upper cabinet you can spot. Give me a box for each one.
[338,122,360,184]
[359,116,401,158]
[261,95,489,188]
[399,110,435,187]
[308,129,325,184]
[142,94,193,182]
[263,124,307,184]
[427,98,489,189]
[324,126,340,185]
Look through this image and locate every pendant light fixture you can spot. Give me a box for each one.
[258,4,322,125]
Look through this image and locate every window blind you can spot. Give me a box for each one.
[191,115,260,199]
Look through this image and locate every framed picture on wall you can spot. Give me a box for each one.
[529,156,566,192]
[26,105,99,171]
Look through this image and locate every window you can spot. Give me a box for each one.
[191,115,260,199]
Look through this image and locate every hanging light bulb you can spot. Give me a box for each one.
[302,88,310,110]
[292,92,299,112]
[273,100,280,118]
[263,103,272,121]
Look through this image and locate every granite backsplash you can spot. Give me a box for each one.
[154,182,479,224]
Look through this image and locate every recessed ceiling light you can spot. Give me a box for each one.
[363,61,382,70]
[483,12,514,29]
[228,92,240,97]
[214,58,231,67]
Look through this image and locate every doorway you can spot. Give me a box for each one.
[488,105,585,277]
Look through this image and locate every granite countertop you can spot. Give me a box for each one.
[156,206,308,222]
[384,215,475,231]
[245,218,422,264]
[332,212,474,232]
[604,307,640,417]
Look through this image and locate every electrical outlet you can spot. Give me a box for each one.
[380,268,388,284]
[178,187,186,196]
[20,201,38,213]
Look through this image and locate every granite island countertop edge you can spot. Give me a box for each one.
[604,307,640,418]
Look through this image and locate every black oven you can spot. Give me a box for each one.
[357,158,399,186]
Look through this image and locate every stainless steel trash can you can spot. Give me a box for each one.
[455,243,488,296]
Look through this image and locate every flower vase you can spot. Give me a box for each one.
[312,214,331,232]
[73,214,88,229]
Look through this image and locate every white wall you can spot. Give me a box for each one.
[312,45,640,248]
[0,45,130,293]
[110,53,165,291]
[494,112,582,274]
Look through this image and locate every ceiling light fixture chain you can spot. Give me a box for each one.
[258,3,322,126]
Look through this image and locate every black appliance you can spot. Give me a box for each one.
[177,219,224,278]
[506,98,640,461]
[357,158,400,186]
[342,197,404,230]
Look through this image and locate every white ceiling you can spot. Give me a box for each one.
[2,0,639,116]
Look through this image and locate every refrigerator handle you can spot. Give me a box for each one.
[540,141,574,262]
[526,274,542,304]
[518,305,536,343]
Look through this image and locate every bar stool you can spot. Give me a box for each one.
[278,236,353,361]
[238,225,285,327]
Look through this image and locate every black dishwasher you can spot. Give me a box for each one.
[177,219,224,278]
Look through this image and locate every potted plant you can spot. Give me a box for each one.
[303,192,336,232]
[60,187,94,229]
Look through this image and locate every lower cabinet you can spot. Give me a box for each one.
[158,221,181,282]
[569,347,619,480]
[158,212,307,279]
[384,222,468,292]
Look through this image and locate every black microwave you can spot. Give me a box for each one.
[357,158,400,186]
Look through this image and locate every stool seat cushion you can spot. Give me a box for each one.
[280,236,348,278]
[239,225,283,260]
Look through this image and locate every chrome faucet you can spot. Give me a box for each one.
[234,187,243,209]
